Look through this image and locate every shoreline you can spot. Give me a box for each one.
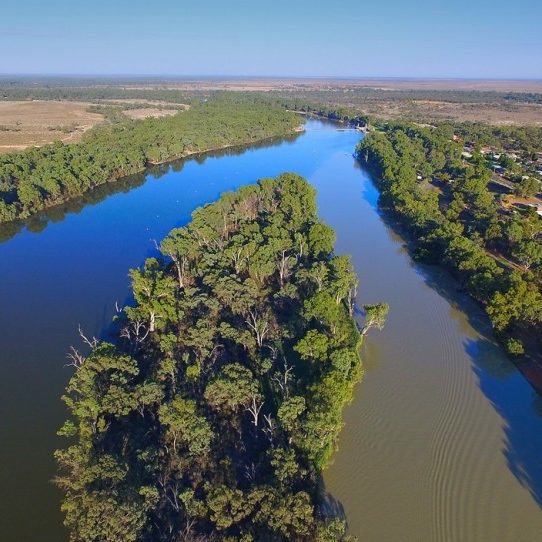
[357,157,542,396]
[0,125,304,228]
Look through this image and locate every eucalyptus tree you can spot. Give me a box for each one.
[58,174,387,541]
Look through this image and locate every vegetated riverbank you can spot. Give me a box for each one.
[356,124,542,393]
[0,96,301,225]
[55,174,382,541]
[0,131,304,245]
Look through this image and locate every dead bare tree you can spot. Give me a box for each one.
[245,309,270,348]
[245,394,264,427]
[271,358,293,398]
[244,462,257,482]
[277,250,293,285]
[65,346,85,369]
[65,324,99,370]
[78,325,98,348]
[347,282,358,316]
[262,413,275,444]
[265,344,278,361]
[120,318,150,351]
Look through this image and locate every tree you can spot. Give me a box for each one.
[128,258,176,333]
[361,303,390,335]
[204,363,260,415]
[512,240,542,270]
[514,177,540,198]
[57,175,364,541]
[159,396,213,456]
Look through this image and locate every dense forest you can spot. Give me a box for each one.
[357,123,542,358]
[0,77,199,103]
[0,96,300,223]
[56,174,387,541]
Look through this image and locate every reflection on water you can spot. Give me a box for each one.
[0,133,300,244]
[1,120,542,541]
[469,337,542,507]
[314,148,542,542]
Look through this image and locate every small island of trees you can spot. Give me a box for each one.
[56,174,387,541]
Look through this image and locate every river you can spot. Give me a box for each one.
[1,119,541,541]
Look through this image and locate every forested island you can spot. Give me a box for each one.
[357,123,542,364]
[56,174,387,541]
[0,96,300,223]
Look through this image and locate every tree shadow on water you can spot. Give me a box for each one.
[317,476,350,529]
[466,335,542,508]
[417,259,542,508]
[356,166,542,509]
[0,134,301,245]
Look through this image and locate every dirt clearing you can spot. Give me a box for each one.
[0,100,104,153]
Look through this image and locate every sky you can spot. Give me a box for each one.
[1,0,541,79]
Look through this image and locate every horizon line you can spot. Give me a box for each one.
[1,73,542,83]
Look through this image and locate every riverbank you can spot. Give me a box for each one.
[0,97,301,225]
[0,126,303,227]
[147,124,305,167]
[355,150,542,396]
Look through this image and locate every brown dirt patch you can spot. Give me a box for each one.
[351,100,542,125]
[122,108,182,120]
[0,100,104,153]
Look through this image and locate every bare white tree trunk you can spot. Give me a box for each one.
[246,309,269,347]
[245,395,264,427]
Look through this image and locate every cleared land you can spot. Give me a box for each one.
[118,78,542,93]
[340,99,542,125]
[1,79,541,151]
[117,78,542,125]
[0,100,103,153]
[122,108,180,120]
[0,100,189,153]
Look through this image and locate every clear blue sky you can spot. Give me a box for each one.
[1,0,541,78]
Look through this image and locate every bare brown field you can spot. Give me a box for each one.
[116,78,542,124]
[120,78,542,93]
[0,101,103,153]
[103,99,189,108]
[349,100,542,125]
[122,107,180,120]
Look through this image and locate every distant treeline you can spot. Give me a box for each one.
[56,175,362,541]
[0,96,300,223]
[276,98,370,125]
[271,88,542,105]
[357,123,542,357]
[2,80,541,105]
[0,85,199,104]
